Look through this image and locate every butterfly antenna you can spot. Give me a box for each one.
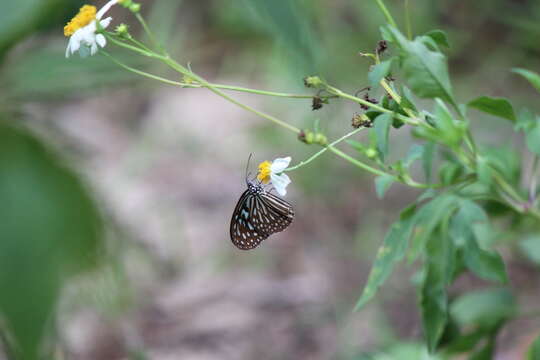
[245,153,253,185]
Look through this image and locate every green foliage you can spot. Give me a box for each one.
[467,96,516,123]
[386,26,457,109]
[0,121,104,359]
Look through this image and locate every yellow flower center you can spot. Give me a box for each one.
[257,161,272,184]
[64,5,97,36]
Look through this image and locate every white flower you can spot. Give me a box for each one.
[257,157,292,196]
[64,0,117,58]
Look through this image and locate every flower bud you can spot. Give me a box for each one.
[303,76,323,88]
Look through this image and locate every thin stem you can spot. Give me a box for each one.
[326,85,419,125]
[327,145,389,178]
[529,155,539,205]
[375,0,398,28]
[100,53,326,100]
[158,55,301,133]
[404,0,412,39]
[101,51,181,86]
[135,12,167,55]
[285,128,365,172]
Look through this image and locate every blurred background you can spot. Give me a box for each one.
[1,0,540,359]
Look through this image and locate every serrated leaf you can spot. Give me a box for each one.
[375,174,395,199]
[368,58,394,88]
[421,227,454,353]
[450,288,515,328]
[512,68,540,93]
[425,30,450,48]
[355,205,417,310]
[374,113,392,162]
[387,26,456,107]
[468,96,516,123]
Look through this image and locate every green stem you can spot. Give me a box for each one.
[135,12,167,55]
[529,155,539,204]
[101,53,325,99]
[285,128,364,172]
[327,145,388,177]
[404,0,412,39]
[158,55,301,133]
[375,0,398,28]
[327,86,419,125]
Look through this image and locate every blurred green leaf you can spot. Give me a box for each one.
[0,0,66,57]
[512,68,540,93]
[467,96,516,123]
[404,144,424,168]
[373,113,392,162]
[409,194,459,262]
[368,58,394,89]
[421,227,455,353]
[355,204,417,310]
[464,239,507,283]
[241,0,319,72]
[424,29,450,48]
[449,199,487,247]
[374,174,394,199]
[0,120,104,359]
[450,288,516,328]
[422,142,435,183]
[519,235,540,265]
[525,122,540,156]
[387,27,456,108]
[528,334,540,360]
[438,162,464,186]
[2,46,144,100]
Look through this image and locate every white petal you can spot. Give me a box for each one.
[270,173,291,196]
[95,34,106,48]
[270,157,291,173]
[99,17,112,29]
[65,43,71,58]
[96,0,118,19]
[90,44,97,55]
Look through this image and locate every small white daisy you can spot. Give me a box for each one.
[64,0,118,58]
[257,157,292,196]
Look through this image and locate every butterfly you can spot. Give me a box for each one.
[230,158,294,250]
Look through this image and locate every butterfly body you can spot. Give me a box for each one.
[230,181,294,250]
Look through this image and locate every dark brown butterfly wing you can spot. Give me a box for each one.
[230,190,269,250]
[230,189,294,250]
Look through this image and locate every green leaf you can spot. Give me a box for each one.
[374,113,392,162]
[409,195,459,262]
[355,205,417,310]
[449,199,488,247]
[528,334,540,360]
[467,96,516,123]
[421,227,455,353]
[519,235,540,265]
[404,144,424,168]
[375,174,395,199]
[526,122,540,156]
[464,240,508,283]
[0,121,104,359]
[424,30,450,48]
[387,27,456,107]
[512,68,540,94]
[438,162,464,186]
[368,58,394,88]
[450,288,516,328]
[422,142,435,182]
[476,156,493,187]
